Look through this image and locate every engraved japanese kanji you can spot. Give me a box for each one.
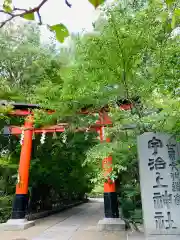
[148,137,163,155]
[167,144,178,172]
[154,211,177,230]
[153,190,172,209]
[174,193,180,205]
[148,157,166,171]
[153,172,168,188]
[172,181,180,192]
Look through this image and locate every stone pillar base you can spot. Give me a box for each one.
[104,192,119,218]
[97,218,125,231]
[0,219,35,231]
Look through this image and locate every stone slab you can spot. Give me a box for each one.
[137,132,180,236]
[71,230,127,240]
[127,232,145,240]
[97,218,125,231]
[0,202,127,240]
[147,236,180,240]
[128,232,180,240]
[0,219,35,231]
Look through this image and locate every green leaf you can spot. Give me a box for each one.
[165,0,176,4]
[174,9,180,16]
[50,24,69,43]
[171,8,180,29]
[22,12,35,21]
[3,4,12,13]
[171,15,176,29]
[3,0,11,4]
[3,0,12,13]
[164,23,172,33]
[157,11,168,23]
[88,0,105,8]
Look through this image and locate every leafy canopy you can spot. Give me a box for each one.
[59,0,180,186]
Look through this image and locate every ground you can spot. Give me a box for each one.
[0,199,143,240]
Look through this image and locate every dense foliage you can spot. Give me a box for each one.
[0,132,97,222]
[59,0,180,219]
[0,24,97,222]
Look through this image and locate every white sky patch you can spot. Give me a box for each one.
[3,0,98,32]
[0,0,115,44]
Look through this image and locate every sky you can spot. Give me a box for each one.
[11,0,103,32]
[0,0,114,44]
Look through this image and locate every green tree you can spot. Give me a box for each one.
[0,22,98,222]
[0,21,69,110]
[58,1,180,218]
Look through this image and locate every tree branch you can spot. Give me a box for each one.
[65,0,72,8]
[0,0,48,28]
[37,10,42,25]
[110,11,130,100]
[0,0,72,28]
[13,8,28,12]
[0,10,14,27]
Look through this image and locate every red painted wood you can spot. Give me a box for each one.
[7,123,110,135]
[120,104,132,110]
[9,109,55,116]
[98,114,116,193]
[9,104,132,116]
[16,116,33,194]
[9,125,66,135]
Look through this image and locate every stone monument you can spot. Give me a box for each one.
[137,132,180,239]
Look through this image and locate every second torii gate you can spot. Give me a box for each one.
[2,101,132,229]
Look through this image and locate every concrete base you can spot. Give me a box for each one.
[97,218,125,231]
[0,219,35,231]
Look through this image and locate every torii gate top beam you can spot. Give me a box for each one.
[0,101,133,116]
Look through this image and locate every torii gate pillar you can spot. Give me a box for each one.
[1,116,35,230]
[99,126,118,218]
[12,115,33,219]
[97,113,125,231]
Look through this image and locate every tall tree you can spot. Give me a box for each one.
[59,0,180,205]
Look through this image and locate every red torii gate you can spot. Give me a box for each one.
[3,101,132,226]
